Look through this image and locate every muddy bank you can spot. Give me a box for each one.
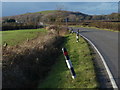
[2,32,65,88]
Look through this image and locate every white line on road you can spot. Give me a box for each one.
[79,33,118,89]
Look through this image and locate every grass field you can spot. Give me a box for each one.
[2,28,47,46]
[38,34,99,88]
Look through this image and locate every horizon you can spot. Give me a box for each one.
[2,2,118,17]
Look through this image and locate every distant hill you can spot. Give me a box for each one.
[2,10,119,23]
[2,10,119,31]
[2,10,92,23]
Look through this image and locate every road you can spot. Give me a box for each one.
[71,27,119,88]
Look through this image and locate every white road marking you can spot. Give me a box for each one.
[79,33,118,89]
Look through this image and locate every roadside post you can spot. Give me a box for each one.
[71,28,74,34]
[76,29,80,42]
[78,29,79,34]
[69,27,72,33]
[62,48,76,79]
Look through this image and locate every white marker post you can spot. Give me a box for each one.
[62,48,76,79]
[76,29,80,42]
[71,28,74,34]
[76,32,79,42]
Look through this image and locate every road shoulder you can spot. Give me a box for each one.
[81,35,113,88]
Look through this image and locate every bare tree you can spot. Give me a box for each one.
[54,5,68,35]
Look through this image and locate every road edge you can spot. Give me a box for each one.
[79,33,118,89]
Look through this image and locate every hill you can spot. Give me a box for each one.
[2,10,119,31]
[2,10,92,23]
[2,10,119,22]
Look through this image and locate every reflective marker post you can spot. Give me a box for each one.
[62,48,76,79]
[76,29,80,42]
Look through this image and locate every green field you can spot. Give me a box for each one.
[2,29,47,46]
[38,34,99,88]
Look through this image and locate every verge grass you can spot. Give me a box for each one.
[2,28,47,46]
[38,34,99,88]
[69,25,119,32]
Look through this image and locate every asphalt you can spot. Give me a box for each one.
[71,27,119,88]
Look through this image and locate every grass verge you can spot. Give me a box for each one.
[38,34,99,88]
[69,25,119,32]
[2,28,47,46]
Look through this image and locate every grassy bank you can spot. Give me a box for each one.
[38,34,99,88]
[2,28,47,46]
[2,29,63,88]
[69,25,119,32]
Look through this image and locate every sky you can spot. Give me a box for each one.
[1,0,120,2]
[2,2,119,17]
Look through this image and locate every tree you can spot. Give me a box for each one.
[5,19,16,23]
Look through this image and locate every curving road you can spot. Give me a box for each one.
[72,27,119,88]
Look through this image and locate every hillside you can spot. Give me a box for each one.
[2,10,92,23]
[2,10,119,31]
[2,10,119,23]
